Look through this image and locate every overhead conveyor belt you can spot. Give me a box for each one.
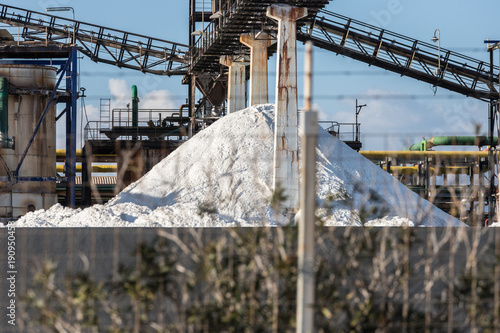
[298,10,499,101]
[0,3,190,75]
[1,3,497,100]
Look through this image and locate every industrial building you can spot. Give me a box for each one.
[0,1,498,225]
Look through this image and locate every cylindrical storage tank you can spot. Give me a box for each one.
[0,65,57,218]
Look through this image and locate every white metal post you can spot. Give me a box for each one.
[297,41,316,333]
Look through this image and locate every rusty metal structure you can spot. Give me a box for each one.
[0,65,58,217]
[1,1,497,134]
[0,41,78,214]
[1,1,500,213]
[360,150,493,225]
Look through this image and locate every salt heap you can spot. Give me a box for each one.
[12,104,463,227]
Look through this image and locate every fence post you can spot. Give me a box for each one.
[297,40,316,333]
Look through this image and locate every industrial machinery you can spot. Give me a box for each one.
[0,1,499,218]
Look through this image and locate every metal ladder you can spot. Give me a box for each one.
[100,98,111,131]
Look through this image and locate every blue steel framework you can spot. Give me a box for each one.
[0,46,79,208]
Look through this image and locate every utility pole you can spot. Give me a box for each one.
[355,99,366,143]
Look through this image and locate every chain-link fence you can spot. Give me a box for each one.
[1,226,499,332]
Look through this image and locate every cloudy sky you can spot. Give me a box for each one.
[5,0,500,151]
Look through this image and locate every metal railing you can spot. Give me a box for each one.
[319,121,360,143]
[84,108,189,141]
[0,3,190,75]
[192,4,499,100]
[299,10,499,101]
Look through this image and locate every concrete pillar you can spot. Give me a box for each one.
[267,4,308,211]
[240,32,274,105]
[220,55,246,114]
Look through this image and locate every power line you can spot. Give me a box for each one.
[81,70,395,77]
[78,93,471,101]
[311,94,469,100]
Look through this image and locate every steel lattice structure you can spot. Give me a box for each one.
[298,9,499,101]
[0,2,497,101]
[0,3,190,75]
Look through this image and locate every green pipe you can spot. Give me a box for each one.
[405,139,427,151]
[132,85,139,130]
[405,136,499,151]
[0,77,12,149]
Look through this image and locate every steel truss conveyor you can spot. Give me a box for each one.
[0,3,190,75]
[298,9,499,101]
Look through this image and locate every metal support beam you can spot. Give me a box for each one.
[220,55,247,114]
[267,4,307,211]
[240,32,274,105]
[189,75,196,138]
[488,48,496,223]
[65,46,78,208]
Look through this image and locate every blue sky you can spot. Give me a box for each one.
[4,0,500,151]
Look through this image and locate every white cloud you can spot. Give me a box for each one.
[108,78,131,110]
[325,88,487,151]
[141,90,177,110]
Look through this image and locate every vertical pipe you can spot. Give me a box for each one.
[188,0,195,138]
[65,57,73,207]
[132,85,139,140]
[478,159,486,225]
[266,4,308,211]
[68,46,78,208]
[189,75,196,138]
[297,41,315,333]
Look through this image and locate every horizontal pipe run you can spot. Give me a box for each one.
[405,136,499,151]
[56,149,82,157]
[56,150,117,158]
[56,165,117,173]
[0,176,61,182]
[361,150,491,160]
[382,165,471,176]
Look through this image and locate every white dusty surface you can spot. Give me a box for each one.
[10,104,464,227]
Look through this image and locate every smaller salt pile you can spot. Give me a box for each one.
[11,104,464,227]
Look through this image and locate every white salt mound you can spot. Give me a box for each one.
[12,104,464,227]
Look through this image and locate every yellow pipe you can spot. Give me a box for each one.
[383,166,470,175]
[56,149,82,157]
[360,151,490,159]
[56,149,117,158]
[56,165,117,173]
